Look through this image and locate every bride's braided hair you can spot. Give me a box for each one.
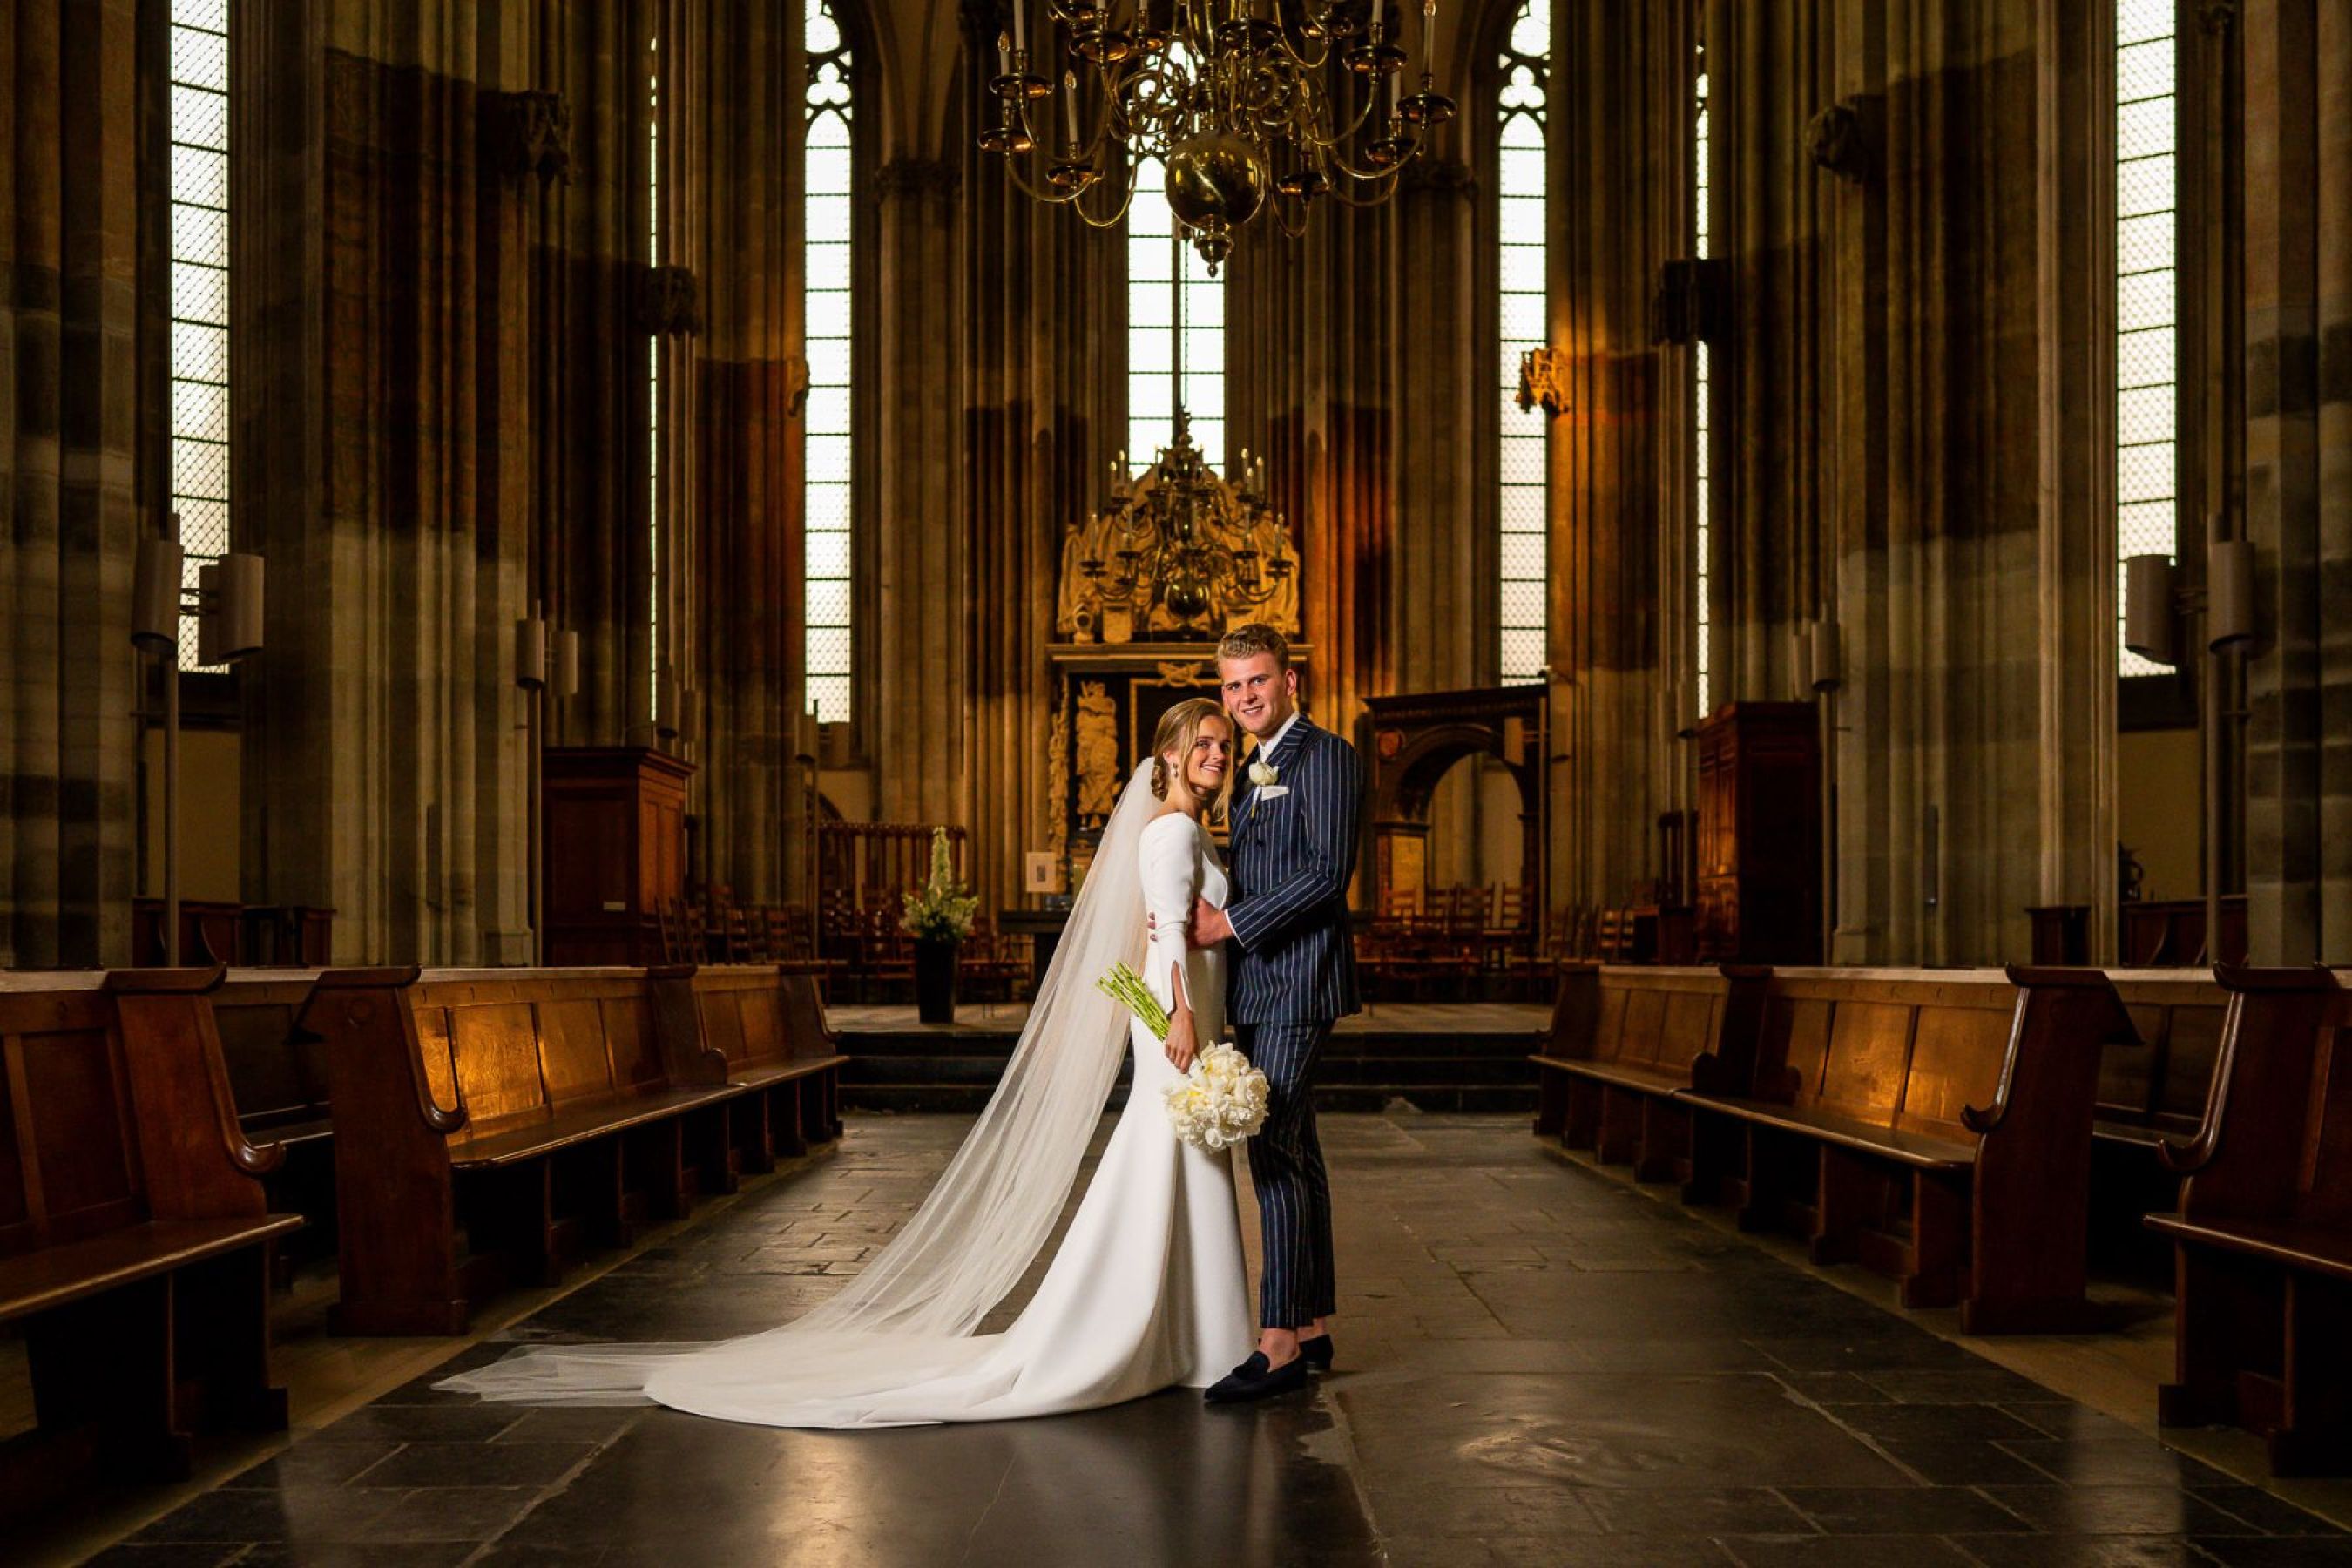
[1150,697,1233,811]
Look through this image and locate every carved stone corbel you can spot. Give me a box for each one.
[634,264,703,336]
[1516,348,1568,417]
[487,91,572,187]
[1806,99,1868,185]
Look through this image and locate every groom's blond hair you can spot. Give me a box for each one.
[1216,623,1289,670]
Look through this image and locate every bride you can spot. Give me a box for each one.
[436,698,1254,1426]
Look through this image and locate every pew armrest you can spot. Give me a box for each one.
[1965,966,2138,1137]
[107,966,289,1178]
[302,966,470,1136]
[2159,963,2340,1177]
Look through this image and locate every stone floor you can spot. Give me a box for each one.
[80,1114,2352,1566]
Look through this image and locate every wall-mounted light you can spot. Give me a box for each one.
[195,552,265,665]
[132,532,183,652]
[1810,620,1842,693]
[514,616,549,689]
[2206,539,2254,649]
[552,628,580,700]
[2124,553,2180,667]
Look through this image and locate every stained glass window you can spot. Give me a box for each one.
[1693,62,1713,715]
[805,0,854,723]
[1497,1,1547,686]
[2117,0,2176,676]
[171,0,231,670]
[1128,118,1225,472]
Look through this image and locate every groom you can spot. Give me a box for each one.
[1191,623,1362,1403]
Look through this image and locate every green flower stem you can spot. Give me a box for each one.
[1094,961,1171,1042]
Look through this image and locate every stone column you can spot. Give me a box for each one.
[1226,186,1395,738]
[0,0,143,967]
[1541,0,1681,916]
[237,2,549,963]
[2239,0,2352,963]
[957,41,1124,915]
[872,154,969,834]
[688,0,806,906]
[1764,0,2115,964]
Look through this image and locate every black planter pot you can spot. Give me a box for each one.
[914,936,959,1024]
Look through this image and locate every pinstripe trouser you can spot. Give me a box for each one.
[1237,1020,1336,1327]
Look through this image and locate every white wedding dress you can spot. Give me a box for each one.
[436,767,1253,1427]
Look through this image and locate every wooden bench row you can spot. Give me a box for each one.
[1532,963,2157,1335]
[0,960,848,1516]
[2148,965,2352,1476]
[0,970,299,1510]
[1532,960,2352,1476]
[216,963,846,1335]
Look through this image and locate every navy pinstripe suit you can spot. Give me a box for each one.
[1223,714,1362,1328]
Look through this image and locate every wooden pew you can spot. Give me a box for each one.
[1531,963,1768,1183]
[1680,966,2136,1333]
[206,970,338,1274]
[2095,968,2229,1150]
[654,963,849,1174]
[209,970,333,1148]
[2147,966,2352,1475]
[0,970,300,1507]
[298,967,754,1335]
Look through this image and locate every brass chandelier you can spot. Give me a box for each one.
[1078,413,1294,634]
[982,0,1456,270]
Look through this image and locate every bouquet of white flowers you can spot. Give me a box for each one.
[1093,961,1270,1151]
[1160,1041,1270,1151]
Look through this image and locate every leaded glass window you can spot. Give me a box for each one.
[805,0,855,724]
[1128,115,1225,471]
[1497,1,1547,686]
[2117,0,2176,676]
[1693,61,1713,716]
[171,0,231,670]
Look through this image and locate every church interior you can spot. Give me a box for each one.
[4,0,2352,1560]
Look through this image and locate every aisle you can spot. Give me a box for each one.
[92,1114,2352,1566]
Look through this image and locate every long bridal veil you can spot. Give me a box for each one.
[435,760,1164,1416]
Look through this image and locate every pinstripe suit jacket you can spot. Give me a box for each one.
[1223,717,1363,1024]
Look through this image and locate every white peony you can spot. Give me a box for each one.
[1162,1041,1272,1151]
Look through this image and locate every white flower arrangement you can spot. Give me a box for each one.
[1160,1041,1270,1152]
[1093,962,1269,1151]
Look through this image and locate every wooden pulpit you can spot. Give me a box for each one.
[542,747,692,965]
[1693,702,1822,964]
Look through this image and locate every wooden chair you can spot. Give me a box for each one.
[2147,966,2352,1474]
[0,970,300,1504]
[297,967,755,1334]
[1483,883,1537,996]
[1679,966,2138,1332]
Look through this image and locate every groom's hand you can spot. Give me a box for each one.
[1190,899,1233,947]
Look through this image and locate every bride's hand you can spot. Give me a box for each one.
[1164,1012,1198,1076]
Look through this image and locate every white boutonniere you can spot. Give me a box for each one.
[1247,760,1279,787]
